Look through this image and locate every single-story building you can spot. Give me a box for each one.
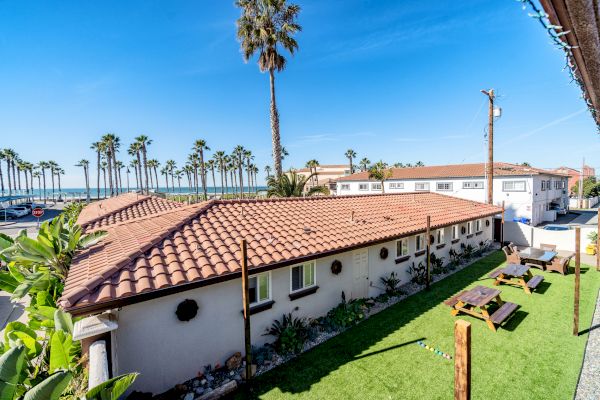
[62,192,500,394]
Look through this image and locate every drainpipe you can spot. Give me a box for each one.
[89,340,110,388]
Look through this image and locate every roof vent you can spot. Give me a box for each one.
[303,226,312,233]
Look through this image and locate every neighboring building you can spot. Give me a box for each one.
[550,165,595,195]
[61,192,499,394]
[336,162,569,226]
[296,164,351,192]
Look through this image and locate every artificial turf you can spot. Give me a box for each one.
[240,251,600,400]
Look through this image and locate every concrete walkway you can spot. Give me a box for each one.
[575,284,600,400]
[0,292,28,333]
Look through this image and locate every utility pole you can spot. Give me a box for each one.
[578,157,584,209]
[481,89,495,205]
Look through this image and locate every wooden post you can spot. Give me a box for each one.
[574,227,580,336]
[454,320,471,400]
[239,239,252,381]
[426,216,431,290]
[482,89,495,205]
[500,201,505,246]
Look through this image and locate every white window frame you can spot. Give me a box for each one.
[290,261,316,293]
[358,183,368,191]
[503,180,526,192]
[467,221,473,235]
[415,182,430,191]
[436,182,453,191]
[396,238,409,257]
[389,182,404,190]
[476,219,482,232]
[416,234,425,251]
[340,184,350,190]
[541,180,546,191]
[436,228,445,244]
[249,272,271,306]
[371,182,382,191]
[463,181,484,189]
[452,225,459,240]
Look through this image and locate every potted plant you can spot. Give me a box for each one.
[586,231,598,255]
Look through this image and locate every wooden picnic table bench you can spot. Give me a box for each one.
[488,264,545,294]
[447,285,519,332]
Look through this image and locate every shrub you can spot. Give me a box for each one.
[320,292,367,332]
[430,253,446,275]
[252,344,275,366]
[462,244,474,260]
[408,261,427,285]
[62,201,85,225]
[448,248,462,270]
[264,313,310,355]
[380,272,403,296]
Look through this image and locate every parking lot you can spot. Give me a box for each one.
[0,203,66,237]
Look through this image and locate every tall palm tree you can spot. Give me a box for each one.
[187,153,199,199]
[345,149,357,174]
[56,168,64,198]
[161,166,169,193]
[264,165,272,179]
[232,146,246,198]
[252,164,259,193]
[135,135,152,194]
[3,149,17,197]
[101,160,108,197]
[115,161,124,194]
[213,151,226,197]
[359,157,371,172]
[223,155,230,196]
[236,0,301,177]
[47,160,58,200]
[193,140,210,200]
[305,159,319,186]
[148,159,160,192]
[183,164,193,192]
[128,142,143,192]
[415,161,425,167]
[175,170,183,193]
[15,158,23,193]
[33,170,41,199]
[244,149,254,195]
[37,161,49,204]
[206,159,217,196]
[130,159,139,190]
[368,161,392,194]
[101,134,117,196]
[17,160,29,195]
[90,141,103,199]
[76,159,91,202]
[0,150,5,195]
[165,160,177,193]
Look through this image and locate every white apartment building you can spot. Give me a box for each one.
[296,164,352,192]
[336,162,569,226]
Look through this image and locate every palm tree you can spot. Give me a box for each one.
[415,161,425,167]
[232,146,246,198]
[236,0,301,177]
[0,150,5,195]
[115,161,124,194]
[264,165,272,179]
[17,160,29,195]
[33,170,41,198]
[161,166,169,192]
[3,149,17,197]
[213,151,226,197]
[175,170,183,193]
[252,164,259,193]
[193,140,210,200]
[359,157,371,172]
[244,149,254,195]
[37,161,49,204]
[47,161,59,201]
[368,161,392,194]
[345,149,357,174]
[100,160,108,197]
[183,164,193,192]
[15,158,23,194]
[267,170,328,197]
[148,159,160,192]
[101,134,116,196]
[76,159,91,202]
[305,159,319,186]
[223,155,230,196]
[56,168,64,198]
[90,141,103,199]
[135,135,152,194]
[165,160,177,193]
[126,167,131,192]
[130,159,139,190]
[206,159,217,196]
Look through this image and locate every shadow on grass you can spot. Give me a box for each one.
[502,310,529,332]
[353,337,425,360]
[534,281,551,295]
[579,323,600,335]
[238,251,507,399]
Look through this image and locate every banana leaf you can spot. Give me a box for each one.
[85,372,139,400]
[0,346,26,400]
[49,331,76,373]
[23,371,72,400]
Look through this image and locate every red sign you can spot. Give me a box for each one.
[32,207,44,218]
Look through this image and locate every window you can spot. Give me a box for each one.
[467,221,473,235]
[340,184,350,190]
[291,261,316,292]
[249,272,270,305]
[416,234,425,251]
[371,183,382,190]
[541,180,546,191]
[358,183,368,191]
[463,181,484,189]
[389,182,404,189]
[452,225,459,240]
[415,182,430,191]
[503,180,526,192]
[436,228,445,243]
[436,182,453,191]
[476,219,482,232]
[561,181,566,189]
[396,238,409,257]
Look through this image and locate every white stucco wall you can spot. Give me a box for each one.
[503,221,595,252]
[336,175,568,226]
[111,218,493,394]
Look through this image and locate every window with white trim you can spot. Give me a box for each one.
[396,238,409,257]
[562,181,566,189]
[463,181,484,189]
[541,180,546,191]
[503,180,526,192]
[358,183,368,191]
[340,184,350,190]
[467,221,473,235]
[371,183,382,190]
[452,225,459,240]
[415,182,430,191]
[416,234,425,251]
[476,219,482,232]
[249,272,270,305]
[436,228,445,243]
[389,182,404,189]
[291,261,316,292]
[436,182,453,191]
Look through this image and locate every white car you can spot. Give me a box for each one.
[6,206,29,217]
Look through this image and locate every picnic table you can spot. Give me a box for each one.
[518,247,557,269]
[489,264,545,294]
[445,285,518,332]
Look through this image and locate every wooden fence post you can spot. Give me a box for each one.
[574,227,580,336]
[500,201,505,246]
[239,239,253,381]
[426,216,431,290]
[454,320,471,400]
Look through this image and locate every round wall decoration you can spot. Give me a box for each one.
[331,260,343,275]
[429,235,435,244]
[379,247,389,259]
[485,219,490,227]
[461,226,467,234]
[176,299,199,322]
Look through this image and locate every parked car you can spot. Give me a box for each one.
[0,209,19,220]
[6,206,29,217]
[543,225,570,231]
[549,203,568,215]
[22,202,45,210]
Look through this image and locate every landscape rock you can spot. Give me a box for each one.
[225,352,242,370]
[183,393,194,400]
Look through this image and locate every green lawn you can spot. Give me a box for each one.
[242,251,600,400]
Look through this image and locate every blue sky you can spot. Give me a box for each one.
[0,0,598,187]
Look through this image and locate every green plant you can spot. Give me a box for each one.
[430,253,446,275]
[462,244,474,261]
[380,272,403,296]
[408,261,427,285]
[266,171,329,197]
[62,202,85,225]
[320,292,367,331]
[85,373,139,400]
[448,248,462,270]
[588,231,598,243]
[264,313,310,355]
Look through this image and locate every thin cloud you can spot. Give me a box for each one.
[291,131,374,146]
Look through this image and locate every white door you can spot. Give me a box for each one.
[352,249,369,299]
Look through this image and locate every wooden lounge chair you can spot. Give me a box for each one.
[502,246,521,265]
[540,243,557,251]
[546,254,573,275]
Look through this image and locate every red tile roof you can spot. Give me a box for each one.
[337,162,567,181]
[61,193,501,315]
[77,193,184,231]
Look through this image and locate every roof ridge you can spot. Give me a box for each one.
[79,193,151,227]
